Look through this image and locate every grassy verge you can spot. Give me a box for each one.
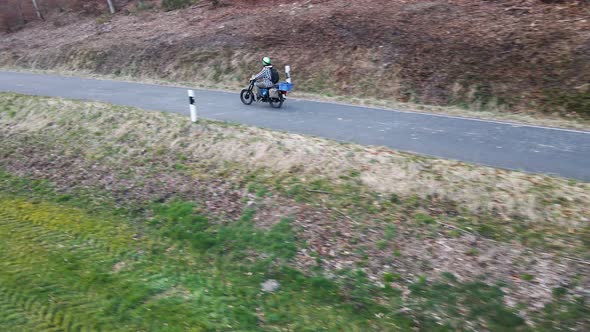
[2,66,589,131]
[0,93,588,330]
[0,178,403,331]
[2,171,588,331]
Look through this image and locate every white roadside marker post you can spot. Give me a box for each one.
[31,0,44,20]
[188,90,197,123]
[106,0,116,14]
[285,65,292,84]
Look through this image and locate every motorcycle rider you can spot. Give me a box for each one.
[250,57,275,101]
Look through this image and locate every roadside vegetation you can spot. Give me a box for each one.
[0,93,588,330]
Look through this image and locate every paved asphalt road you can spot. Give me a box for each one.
[1,71,589,181]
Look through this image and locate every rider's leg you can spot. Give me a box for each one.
[253,82,262,101]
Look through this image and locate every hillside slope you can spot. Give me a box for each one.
[1,0,589,115]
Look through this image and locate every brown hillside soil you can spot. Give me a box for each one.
[1,0,589,116]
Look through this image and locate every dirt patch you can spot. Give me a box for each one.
[0,139,247,220]
[290,204,589,315]
[112,261,127,273]
[252,196,302,230]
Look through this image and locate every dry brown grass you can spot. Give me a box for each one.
[185,124,589,235]
[2,92,588,244]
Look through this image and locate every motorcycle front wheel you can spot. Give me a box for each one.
[240,89,254,105]
[270,95,284,109]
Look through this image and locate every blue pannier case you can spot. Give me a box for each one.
[278,82,293,92]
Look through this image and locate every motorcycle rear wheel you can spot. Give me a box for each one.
[270,96,284,109]
[240,89,254,105]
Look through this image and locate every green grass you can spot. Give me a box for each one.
[161,0,196,11]
[415,213,436,225]
[0,172,413,331]
[407,276,527,331]
[0,197,406,331]
[1,171,587,331]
